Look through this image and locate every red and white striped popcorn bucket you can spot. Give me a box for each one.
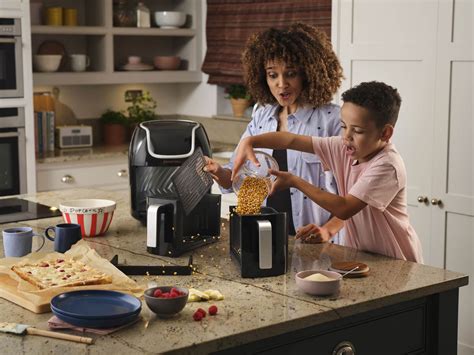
[59,199,116,238]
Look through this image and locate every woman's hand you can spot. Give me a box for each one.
[295,224,331,243]
[203,156,232,189]
[231,137,259,180]
[268,169,297,195]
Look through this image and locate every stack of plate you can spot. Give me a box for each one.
[50,290,141,328]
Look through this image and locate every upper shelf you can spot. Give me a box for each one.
[31,26,196,37]
[33,71,202,86]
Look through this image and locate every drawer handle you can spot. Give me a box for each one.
[333,341,356,355]
[61,175,74,184]
[117,169,128,178]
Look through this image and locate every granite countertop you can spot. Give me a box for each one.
[36,142,235,165]
[0,189,468,354]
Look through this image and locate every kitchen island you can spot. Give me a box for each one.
[0,188,468,354]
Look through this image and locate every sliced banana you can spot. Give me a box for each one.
[204,289,224,300]
[188,288,210,302]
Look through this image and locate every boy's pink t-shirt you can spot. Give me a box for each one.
[311,136,423,263]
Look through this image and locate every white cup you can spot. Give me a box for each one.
[70,54,90,72]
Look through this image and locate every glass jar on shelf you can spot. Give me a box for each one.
[113,0,137,27]
[136,2,150,28]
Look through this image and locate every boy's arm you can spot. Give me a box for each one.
[270,170,366,220]
[295,177,366,220]
[232,132,313,179]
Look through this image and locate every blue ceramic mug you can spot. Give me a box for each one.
[44,223,82,253]
[2,227,45,257]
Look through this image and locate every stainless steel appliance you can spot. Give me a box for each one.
[0,18,23,98]
[0,107,26,196]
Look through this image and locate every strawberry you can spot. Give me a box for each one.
[153,289,163,297]
[208,305,218,316]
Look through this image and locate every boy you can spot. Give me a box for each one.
[232,81,423,263]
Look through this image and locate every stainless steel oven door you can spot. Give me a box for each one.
[0,128,26,196]
[0,107,26,196]
[0,18,23,98]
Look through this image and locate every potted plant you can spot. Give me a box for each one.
[100,109,129,146]
[225,84,251,118]
[126,90,157,126]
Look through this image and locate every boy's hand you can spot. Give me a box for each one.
[268,169,296,195]
[203,156,232,189]
[295,224,331,243]
[231,137,259,180]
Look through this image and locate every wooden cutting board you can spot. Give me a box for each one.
[0,274,51,313]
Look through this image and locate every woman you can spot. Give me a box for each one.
[205,23,344,243]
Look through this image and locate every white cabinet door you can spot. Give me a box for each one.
[432,2,474,354]
[336,0,437,265]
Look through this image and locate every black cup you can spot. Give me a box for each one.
[45,223,82,253]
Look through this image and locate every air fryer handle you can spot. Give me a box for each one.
[147,203,173,248]
[256,220,272,269]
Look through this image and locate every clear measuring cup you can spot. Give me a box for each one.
[232,151,279,215]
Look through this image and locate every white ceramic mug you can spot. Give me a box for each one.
[70,54,90,72]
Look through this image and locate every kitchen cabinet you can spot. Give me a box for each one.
[333,0,473,353]
[36,156,128,191]
[30,0,202,86]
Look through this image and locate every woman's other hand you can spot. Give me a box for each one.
[231,137,259,180]
[203,156,232,189]
[295,224,331,243]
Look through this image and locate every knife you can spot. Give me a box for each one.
[0,322,93,344]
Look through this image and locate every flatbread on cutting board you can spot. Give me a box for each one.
[11,258,112,290]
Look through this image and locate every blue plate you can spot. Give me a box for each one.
[51,303,141,320]
[52,307,140,328]
[50,290,141,319]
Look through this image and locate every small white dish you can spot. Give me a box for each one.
[295,269,341,296]
[121,63,154,71]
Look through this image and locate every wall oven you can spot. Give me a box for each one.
[0,18,23,98]
[0,107,26,196]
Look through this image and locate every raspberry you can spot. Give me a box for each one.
[153,289,163,297]
[196,308,206,317]
[193,311,203,321]
[208,305,218,316]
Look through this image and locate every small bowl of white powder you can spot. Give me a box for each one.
[295,270,342,296]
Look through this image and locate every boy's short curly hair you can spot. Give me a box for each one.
[241,23,343,107]
[341,81,402,128]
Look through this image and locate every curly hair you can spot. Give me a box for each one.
[341,81,402,127]
[241,23,343,107]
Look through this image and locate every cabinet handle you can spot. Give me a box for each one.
[332,341,356,355]
[431,198,442,206]
[61,175,74,183]
[417,196,428,203]
[117,169,128,177]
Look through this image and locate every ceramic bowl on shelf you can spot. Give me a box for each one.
[153,56,181,70]
[59,199,116,237]
[33,54,62,72]
[154,11,186,28]
[295,270,342,296]
[144,286,189,317]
